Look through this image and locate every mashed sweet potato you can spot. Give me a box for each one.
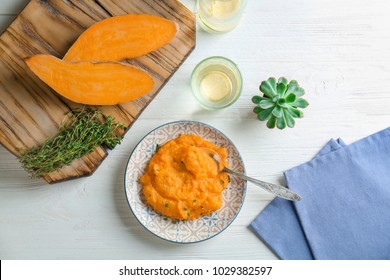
[140,134,229,220]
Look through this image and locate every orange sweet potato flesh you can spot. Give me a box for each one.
[25,55,154,105]
[63,14,178,62]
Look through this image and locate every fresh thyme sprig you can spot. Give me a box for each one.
[20,108,126,177]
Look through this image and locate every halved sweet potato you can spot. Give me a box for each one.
[25,55,154,105]
[63,14,178,61]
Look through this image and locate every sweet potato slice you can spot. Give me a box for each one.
[25,55,154,105]
[63,14,178,61]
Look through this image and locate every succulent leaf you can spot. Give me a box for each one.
[285,84,297,96]
[285,93,296,103]
[294,98,309,108]
[278,77,288,85]
[287,107,303,118]
[266,115,277,128]
[252,95,265,104]
[267,77,277,90]
[277,98,286,106]
[272,106,283,118]
[257,107,274,121]
[294,87,305,98]
[279,103,290,109]
[284,110,296,128]
[252,77,308,129]
[253,106,262,114]
[276,112,287,129]
[260,77,277,98]
[276,83,287,95]
[259,99,275,109]
[285,85,305,98]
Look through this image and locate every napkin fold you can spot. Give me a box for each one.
[250,127,390,260]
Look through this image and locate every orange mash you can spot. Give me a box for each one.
[140,134,229,220]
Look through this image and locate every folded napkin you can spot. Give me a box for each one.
[250,127,390,260]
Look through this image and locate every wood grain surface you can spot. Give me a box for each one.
[0,0,195,183]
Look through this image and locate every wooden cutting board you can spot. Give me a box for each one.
[0,0,196,184]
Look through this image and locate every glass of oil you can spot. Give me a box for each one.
[196,0,247,33]
[191,56,242,110]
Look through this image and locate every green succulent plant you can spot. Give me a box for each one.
[252,77,309,129]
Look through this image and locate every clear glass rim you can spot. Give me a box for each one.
[195,0,248,33]
[191,56,243,110]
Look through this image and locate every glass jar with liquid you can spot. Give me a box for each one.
[191,56,242,110]
[196,0,247,33]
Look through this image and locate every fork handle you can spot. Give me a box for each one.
[223,168,301,202]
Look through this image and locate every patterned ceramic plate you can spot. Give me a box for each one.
[124,121,247,243]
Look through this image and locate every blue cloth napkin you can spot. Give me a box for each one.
[250,127,390,260]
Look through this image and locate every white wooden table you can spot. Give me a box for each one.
[1,0,390,260]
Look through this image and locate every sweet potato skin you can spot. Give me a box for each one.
[25,55,154,105]
[63,14,178,61]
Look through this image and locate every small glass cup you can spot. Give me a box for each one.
[196,0,247,33]
[191,56,242,110]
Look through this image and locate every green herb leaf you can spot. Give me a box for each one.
[19,108,125,177]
